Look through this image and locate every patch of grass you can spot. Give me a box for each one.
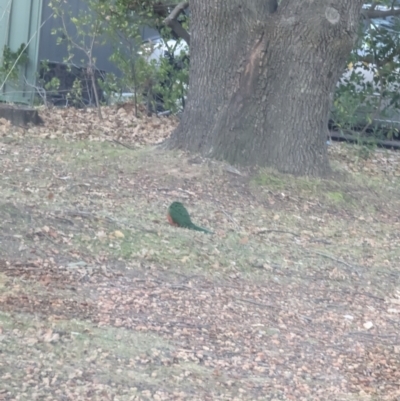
[251,166,395,213]
[253,169,325,195]
[324,191,345,204]
[37,138,142,174]
[0,272,10,295]
[253,171,287,190]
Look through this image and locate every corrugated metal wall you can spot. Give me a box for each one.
[0,0,42,103]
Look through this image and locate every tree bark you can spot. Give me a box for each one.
[166,0,365,176]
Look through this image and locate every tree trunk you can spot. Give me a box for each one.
[166,0,364,176]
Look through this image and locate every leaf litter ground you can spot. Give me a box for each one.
[0,106,400,401]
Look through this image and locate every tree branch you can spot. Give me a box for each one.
[369,2,378,11]
[363,8,400,19]
[164,1,190,46]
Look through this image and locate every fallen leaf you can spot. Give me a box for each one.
[239,237,249,245]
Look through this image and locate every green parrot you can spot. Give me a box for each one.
[167,202,213,234]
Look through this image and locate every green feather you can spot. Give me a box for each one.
[168,202,213,234]
[187,222,213,233]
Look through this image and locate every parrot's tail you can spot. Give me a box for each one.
[188,223,213,234]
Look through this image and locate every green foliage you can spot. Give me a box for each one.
[49,0,106,60]
[0,44,29,84]
[46,0,189,114]
[92,0,189,115]
[68,78,84,107]
[332,5,400,141]
[45,77,61,93]
[153,43,189,113]
[33,60,61,106]
[39,60,61,93]
[48,0,105,113]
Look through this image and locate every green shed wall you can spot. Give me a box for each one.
[0,0,42,104]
